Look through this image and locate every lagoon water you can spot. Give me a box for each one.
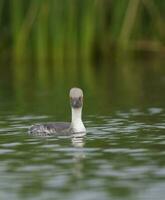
[0,57,165,200]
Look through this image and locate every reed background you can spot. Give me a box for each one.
[0,0,164,109]
[0,0,164,62]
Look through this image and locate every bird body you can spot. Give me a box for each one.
[29,88,86,136]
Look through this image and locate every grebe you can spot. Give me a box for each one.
[29,88,86,136]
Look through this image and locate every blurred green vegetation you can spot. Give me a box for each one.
[0,0,164,63]
[0,0,165,108]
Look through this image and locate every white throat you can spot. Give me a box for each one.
[71,108,86,132]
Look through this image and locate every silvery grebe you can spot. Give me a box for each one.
[29,88,86,136]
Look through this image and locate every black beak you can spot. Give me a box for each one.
[71,98,82,108]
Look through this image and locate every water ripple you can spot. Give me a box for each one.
[0,108,164,200]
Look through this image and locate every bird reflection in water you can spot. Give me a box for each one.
[71,132,86,178]
[71,132,86,147]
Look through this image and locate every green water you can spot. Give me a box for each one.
[0,57,165,200]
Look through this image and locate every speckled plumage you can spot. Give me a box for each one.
[29,122,72,136]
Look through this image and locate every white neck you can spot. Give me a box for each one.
[71,108,86,132]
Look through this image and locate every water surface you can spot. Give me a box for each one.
[0,57,165,200]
